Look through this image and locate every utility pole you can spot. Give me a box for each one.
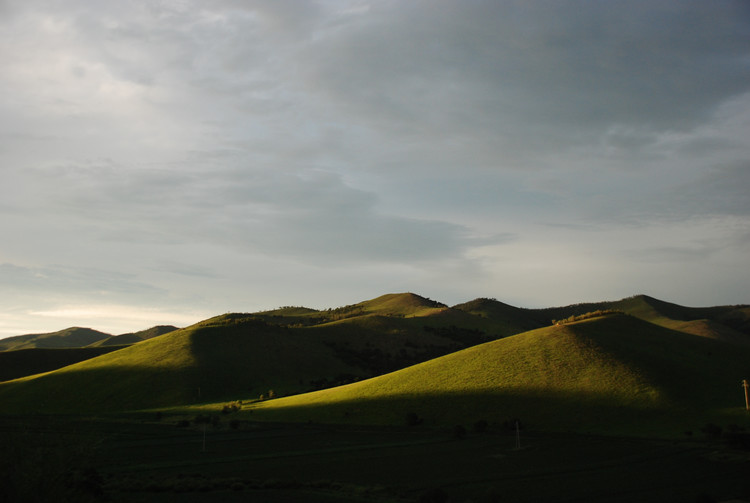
[743,379,749,411]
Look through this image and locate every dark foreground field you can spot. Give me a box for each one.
[1,415,749,503]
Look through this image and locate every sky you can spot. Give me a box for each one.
[1,0,749,338]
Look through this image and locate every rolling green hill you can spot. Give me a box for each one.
[1,293,748,433]
[244,313,750,436]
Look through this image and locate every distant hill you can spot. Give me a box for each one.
[451,297,551,335]
[246,313,750,436]
[0,327,111,351]
[0,325,179,382]
[536,294,750,340]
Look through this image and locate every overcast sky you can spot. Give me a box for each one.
[1,0,749,338]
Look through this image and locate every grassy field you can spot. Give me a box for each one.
[1,414,748,502]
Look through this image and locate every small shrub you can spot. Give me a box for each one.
[221,402,241,414]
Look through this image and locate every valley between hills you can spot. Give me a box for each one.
[2,293,750,502]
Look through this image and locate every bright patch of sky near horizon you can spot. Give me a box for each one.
[1,0,749,338]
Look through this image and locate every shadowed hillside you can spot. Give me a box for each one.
[0,346,128,382]
[0,316,362,413]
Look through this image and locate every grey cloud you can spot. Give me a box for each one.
[1,0,749,336]
[199,171,481,263]
[297,1,750,159]
[18,161,482,264]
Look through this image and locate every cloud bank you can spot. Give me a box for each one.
[1,1,749,337]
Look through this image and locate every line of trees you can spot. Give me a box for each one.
[552,309,622,325]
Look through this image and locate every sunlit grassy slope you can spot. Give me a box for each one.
[244,314,750,435]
